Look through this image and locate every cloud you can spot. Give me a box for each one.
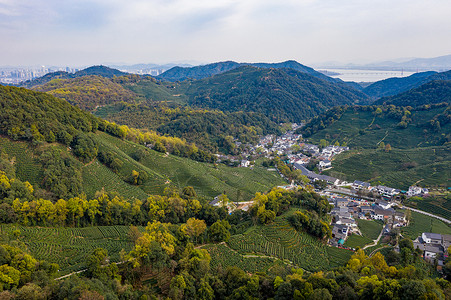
[1,0,451,66]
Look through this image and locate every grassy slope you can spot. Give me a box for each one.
[1,132,286,201]
[344,219,382,248]
[122,79,186,105]
[92,132,286,201]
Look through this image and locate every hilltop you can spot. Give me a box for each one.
[157,59,339,82]
[180,66,368,122]
[19,65,128,88]
[33,75,138,111]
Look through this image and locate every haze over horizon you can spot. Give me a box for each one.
[1,0,451,67]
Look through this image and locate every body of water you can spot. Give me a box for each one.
[319,68,415,82]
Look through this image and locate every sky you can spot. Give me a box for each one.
[1,0,451,67]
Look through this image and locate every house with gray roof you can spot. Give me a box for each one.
[422,233,442,244]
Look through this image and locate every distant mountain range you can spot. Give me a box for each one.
[364,69,451,100]
[157,60,338,83]
[317,54,451,72]
[20,65,127,88]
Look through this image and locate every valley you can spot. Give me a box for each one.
[0,59,450,299]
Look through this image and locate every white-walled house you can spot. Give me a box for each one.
[422,233,442,244]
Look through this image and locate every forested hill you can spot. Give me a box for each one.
[95,102,281,153]
[157,60,337,82]
[374,80,451,107]
[20,65,128,88]
[363,69,451,99]
[363,71,437,98]
[181,66,369,122]
[0,85,99,142]
[32,75,138,111]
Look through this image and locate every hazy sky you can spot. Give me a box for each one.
[1,0,451,67]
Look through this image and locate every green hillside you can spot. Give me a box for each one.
[20,65,128,88]
[33,75,138,111]
[0,130,286,202]
[91,131,286,201]
[181,66,368,122]
[224,210,352,272]
[302,104,450,149]
[94,102,281,153]
[302,104,450,188]
[0,224,138,274]
[375,80,451,107]
[0,85,286,201]
[157,60,336,82]
[363,71,436,98]
[323,146,451,189]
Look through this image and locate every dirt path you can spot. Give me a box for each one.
[54,261,126,281]
[362,227,384,250]
[368,245,390,257]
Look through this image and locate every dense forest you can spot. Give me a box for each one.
[182,66,368,122]
[95,102,281,153]
[375,80,451,107]
[157,60,337,82]
[363,71,437,98]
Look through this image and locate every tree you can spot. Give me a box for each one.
[385,144,392,152]
[86,248,108,279]
[319,139,328,149]
[182,218,207,243]
[87,199,101,226]
[378,142,385,150]
[182,186,197,199]
[131,170,139,185]
[208,220,230,242]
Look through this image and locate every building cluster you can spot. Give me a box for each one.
[414,233,451,266]
[0,66,78,84]
[352,180,429,199]
[329,196,406,248]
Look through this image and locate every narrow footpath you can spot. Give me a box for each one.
[362,227,384,250]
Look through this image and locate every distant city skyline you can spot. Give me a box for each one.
[1,0,451,67]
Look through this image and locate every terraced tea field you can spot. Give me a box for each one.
[92,131,286,201]
[0,136,45,187]
[203,243,286,274]
[226,214,352,272]
[82,160,149,200]
[402,211,451,239]
[0,225,141,275]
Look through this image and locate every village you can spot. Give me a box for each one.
[210,123,444,267]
